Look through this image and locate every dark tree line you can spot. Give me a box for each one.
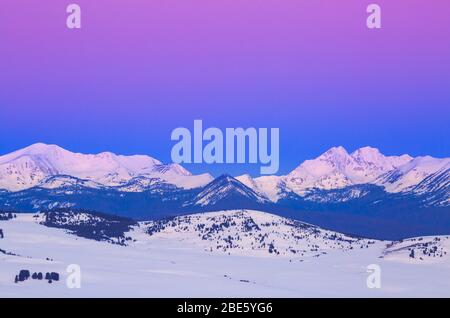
[41,208,137,245]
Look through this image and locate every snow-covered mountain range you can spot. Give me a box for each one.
[0,143,213,191]
[237,146,449,204]
[0,143,448,200]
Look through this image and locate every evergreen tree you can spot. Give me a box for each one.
[50,272,60,281]
[18,270,30,281]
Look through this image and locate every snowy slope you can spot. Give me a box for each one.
[1,210,450,297]
[0,143,212,191]
[37,175,106,190]
[376,156,450,193]
[236,174,284,202]
[410,166,450,206]
[382,235,450,263]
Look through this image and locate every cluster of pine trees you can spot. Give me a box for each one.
[0,212,16,221]
[14,270,60,284]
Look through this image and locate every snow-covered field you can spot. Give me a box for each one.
[1,211,449,297]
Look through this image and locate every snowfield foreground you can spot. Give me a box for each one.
[1,210,449,297]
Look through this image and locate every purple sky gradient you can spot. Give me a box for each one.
[1,0,449,176]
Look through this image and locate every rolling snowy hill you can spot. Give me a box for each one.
[141,210,376,258]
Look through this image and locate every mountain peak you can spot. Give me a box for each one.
[351,146,384,164]
[352,146,381,156]
[351,146,412,166]
[189,174,269,208]
[25,142,54,148]
[15,142,66,155]
[315,146,352,172]
[216,173,235,180]
[322,146,349,157]
[0,143,68,166]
